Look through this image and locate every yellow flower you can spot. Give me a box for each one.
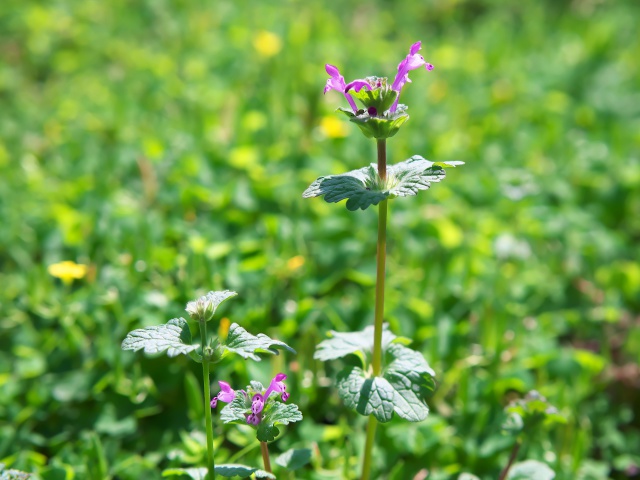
[319,116,348,139]
[218,317,231,341]
[47,260,88,284]
[286,255,305,272]
[253,31,282,58]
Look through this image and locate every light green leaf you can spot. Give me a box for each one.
[163,468,207,479]
[222,323,295,361]
[121,318,198,357]
[219,393,250,424]
[458,474,481,480]
[163,465,276,479]
[314,324,399,362]
[264,401,303,426]
[302,156,462,211]
[337,343,436,422]
[275,448,312,471]
[507,460,555,480]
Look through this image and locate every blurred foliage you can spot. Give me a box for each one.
[1,0,639,478]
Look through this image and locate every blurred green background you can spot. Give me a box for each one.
[1,0,639,478]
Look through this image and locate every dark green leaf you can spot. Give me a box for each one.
[337,343,435,422]
[121,318,197,357]
[256,423,280,442]
[222,323,295,361]
[302,156,462,211]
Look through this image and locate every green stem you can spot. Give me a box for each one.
[361,139,388,480]
[201,320,216,480]
[360,415,378,480]
[260,442,272,473]
[498,439,521,480]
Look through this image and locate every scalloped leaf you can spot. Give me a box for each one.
[121,318,198,357]
[507,460,555,480]
[302,156,462,211]
[163,465,275,479]
[275,448,312,471]
[337,343,436,423]
[314,324,400,362]
[222,323,295,361]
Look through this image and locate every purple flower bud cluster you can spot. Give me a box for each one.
[324,41,434,114]
[211,373,290,426]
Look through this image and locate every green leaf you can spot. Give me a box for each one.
[256,423,280,442]
[219,393,251,424]
[0,463,31,480]
[162,468,207,479]
[337,343,435,423]
[507,460,555,480]
[121,318,198,357]
[302,156,462,211]
[314,324,399,362]
[163,465,275,479]
[275,448,312,471]
[458,474,481,480]
[222,323,295,361]
[264,401,303,427]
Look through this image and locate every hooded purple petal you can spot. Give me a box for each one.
[390,41,434,112]
[345,79,372,93]
[264,373,288,401]
[252,393,265,414]
[217,381,236,403]
[324,64,359,112]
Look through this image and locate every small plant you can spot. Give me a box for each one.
[121,290,296,480]
[304,41,463,479]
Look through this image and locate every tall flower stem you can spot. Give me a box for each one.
[200,320,216,480]
[361,139,388,480]
[498,439,521,480]
[260,442,272,473]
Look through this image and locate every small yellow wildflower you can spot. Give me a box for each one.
[253,31,282,58]
[47,260,88,285]
[319,116,348,139]
[286,255,305,272]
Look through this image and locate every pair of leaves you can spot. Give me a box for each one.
[220,393,303,443]
[121,319,295,362]
[315,325,436,423]
[163,465,274,479]
[302,155,463,211]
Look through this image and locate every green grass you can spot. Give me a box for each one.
[1,0,639,478]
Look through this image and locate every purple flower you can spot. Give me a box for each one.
[264,373,289,402]
[325,42,433,115]
[324,64,359,113]
[390,41,433,112]
[210,381,235,408]
[252,393,265,414]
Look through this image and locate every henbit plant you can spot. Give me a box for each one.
[458,390,566,480]
[121,290,299,480]
[304,41,463,479]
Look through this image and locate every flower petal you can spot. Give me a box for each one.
[345,79,372,93]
